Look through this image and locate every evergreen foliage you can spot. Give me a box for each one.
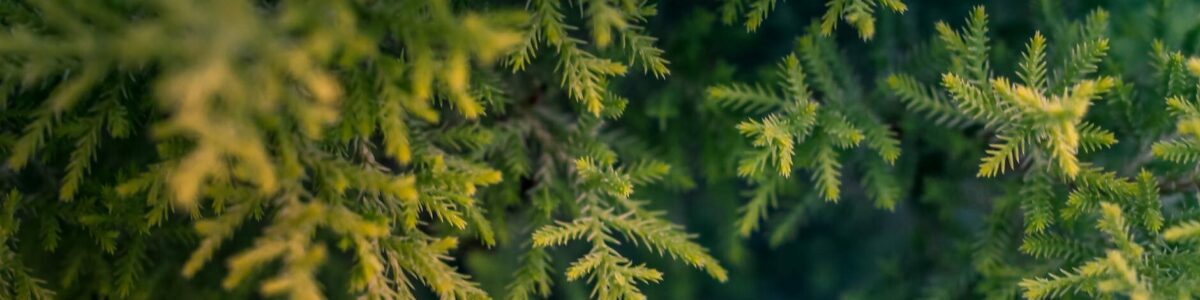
[721,0,907,40]
[0,0,712,299]
[890,7,1116,179]
[885,3,1200,299]
[6,0,1200,299]
[708,27,901,237]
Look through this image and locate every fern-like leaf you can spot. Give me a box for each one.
[978,134,1027,178]
[813,142,843,202]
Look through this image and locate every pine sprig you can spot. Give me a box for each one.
[978,134,1027,178]
[1019,232,1094,260]
[620,27,671,78]
[723,0,906,39]
[1020,259,1107,300]
[6,113,53,171]
[707,83,786,114]
[1020,31,1049,91]
[820,0,908,40]
[1077,122,1117,153]
[899,8,1116,178]
[0,191,54,300]
[603,211,729,281]
[1164,221,1200,242]
[506,248,553,300]
[885,74,968,125]
[743,0,776,32]
[1020,170,1056,233]
[813,142,843,201]
[59,116,103,201]
[1153,53,1200,167]
[713,31,901,237]
[1055,9,1110,92]
[737,114,798,176]
[862,157,900,210]
[527,132,727,299]
[941,73,1005,125]
[532,219,594,248]
[1057,38,1110,92]
[736,180,778,236]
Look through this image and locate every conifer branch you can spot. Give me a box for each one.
[862,158,900,210]
[1020,233,1095,260]
[1165,221,1200,242]
[813,142,843,201]
[744,0,777,32]
[59,116,103,201]
[602,211,729,281]
[1020,259,1107,300]
[736,180,778,236]
[1020,32,1049,91]
[901,8,1116,179]
[978,134,1027,178]
[506,248,553,300]
[707,83,786,114]
[1020,170,1056,233]
[715,31,900,236]
[885,74,967,125]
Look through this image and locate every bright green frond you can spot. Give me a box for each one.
[1097,202,1144,258]
[1020,233,1094,260]
[621,26,671,78]
[813,142,843,202]
[960,6,992,82]
[1020,171,1056,233]
[978,134,1027,178]
[507,249,554,300]
[1133,171,1163,233]
[862,159,900,210]
[736,180,778,237]
[603,212,729,282]
[942,72,1005,124]
[843,0,877,40]
[820,0,847,36]
[1164,221,1200,242]
[1020,259,1108,300]
[707,83,785,114]
[1077,122,1117,153]
[818,0,907,40]
[737,114,797,176]
[1152,139,1200,163]
[1057,38,1110,92]
[744,0,776,32]
[1020,31,1049,91]
[532,219,593,248]
[820,111,865,149]
[886,73,967,125]
[1165,96,1200,118]
[778,54,814,106]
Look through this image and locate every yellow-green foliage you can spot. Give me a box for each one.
[721,0,907,39]
[10,1,1200,299]
[0,0,718,299]
[1153,53,1200,165]
[709,28,901,239]
[887,6,1200,299]
[889,7,1116,179]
